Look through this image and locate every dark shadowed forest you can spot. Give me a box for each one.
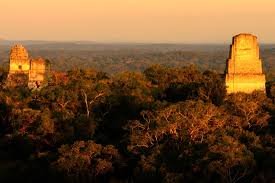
[0,43,274,183]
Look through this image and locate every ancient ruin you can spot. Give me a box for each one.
[8,44,47,88]
[9,45,30,75]
[225,33,266,93]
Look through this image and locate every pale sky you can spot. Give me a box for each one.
[0,0,275,43]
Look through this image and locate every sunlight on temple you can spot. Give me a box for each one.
[8,44,47,88]
[225,33,266,93]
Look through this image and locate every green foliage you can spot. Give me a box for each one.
[0,65,274,183]
[52,141,122,182]
[224,92,270,129]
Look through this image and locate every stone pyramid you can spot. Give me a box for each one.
[225,33,266,93]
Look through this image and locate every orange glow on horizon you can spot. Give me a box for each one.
[0,0,275,43]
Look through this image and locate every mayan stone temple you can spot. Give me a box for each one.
[225,33,266,93]
[8,44,47,88]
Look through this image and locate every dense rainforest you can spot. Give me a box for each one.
[1,43,275,80]
[0,64,274,183]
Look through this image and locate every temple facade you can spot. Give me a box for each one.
[225,33,266,93]
[8,44,47,88]
[9,44,30,75]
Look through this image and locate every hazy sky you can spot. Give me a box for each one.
[1,0,275,43]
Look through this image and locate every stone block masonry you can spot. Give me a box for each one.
[225,33,266,93]
[7,44,47,89]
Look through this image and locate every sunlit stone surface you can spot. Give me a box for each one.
[8,45,46,88]
[9,45,30,74]
[225,33,266,93]
[28,57,46,88]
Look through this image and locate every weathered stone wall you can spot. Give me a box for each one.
[225,74,266,93]
[28,58,46,88]
[225,33,266,93]
[29,58,46,81]
[9,45,30,74]
[8,45,47,89]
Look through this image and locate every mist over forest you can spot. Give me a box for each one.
[1,42,275,79]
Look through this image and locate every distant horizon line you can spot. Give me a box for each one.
[1,39,275,45]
